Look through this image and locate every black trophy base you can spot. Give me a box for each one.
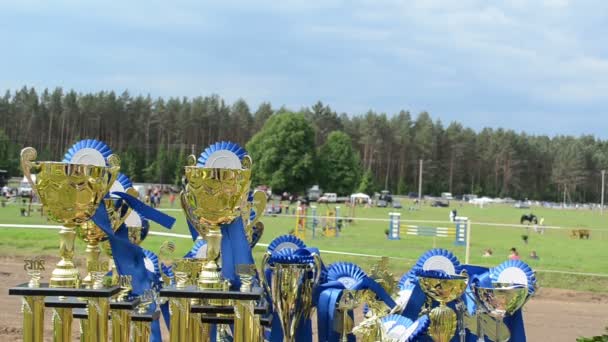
[9,283,120,298]
[160,286,263,301]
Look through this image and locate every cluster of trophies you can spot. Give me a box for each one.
[9,139,536,342]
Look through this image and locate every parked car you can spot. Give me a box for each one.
[514,201,530,209]
[441,192,453,200]
[318,193,337,203]
[392,200,402,209]
[379,190,393,203]
[377,199,388,208]
[307,185,322,202]
[431,200,449,208]
[407,192,418,199]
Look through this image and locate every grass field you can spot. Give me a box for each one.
[1,198,608,292]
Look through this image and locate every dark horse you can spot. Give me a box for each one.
[520,214,538,225]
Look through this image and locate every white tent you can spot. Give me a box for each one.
[350,193,370,202]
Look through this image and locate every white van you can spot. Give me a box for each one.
[441,192,453,200]
[319,193,337,203]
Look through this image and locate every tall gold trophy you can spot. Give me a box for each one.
[181,154,252,290]
[418,271,469,342]
[262,255,322,342]
[21,147,119,288]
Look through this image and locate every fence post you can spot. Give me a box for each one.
[335,206,341,237]
[388,212,401,240]
[465,220,472,264]
[311,206,317,239]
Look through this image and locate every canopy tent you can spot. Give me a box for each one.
[350,193,370,203]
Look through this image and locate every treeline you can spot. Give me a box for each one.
[1,86,607,203]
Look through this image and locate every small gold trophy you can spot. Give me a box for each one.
[22,257,45,342]
[20,147,119,288]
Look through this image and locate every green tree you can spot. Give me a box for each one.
[357,169,376,195]
[317,131,362,195]
[246,111,316,193]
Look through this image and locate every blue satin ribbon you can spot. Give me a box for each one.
[315,277,397,342]
[186,218,200,241]
[111,191,176,229]
[219,216,254,290]
[92,203,173,342]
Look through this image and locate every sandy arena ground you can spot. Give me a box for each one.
[1,256,607,341]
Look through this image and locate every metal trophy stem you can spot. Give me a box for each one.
[52,307,73,342]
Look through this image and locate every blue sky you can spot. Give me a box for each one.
[1,0,607,137]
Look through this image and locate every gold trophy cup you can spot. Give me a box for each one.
[20,147,119,288]
[181,154,252,290]
[418,272,469,342]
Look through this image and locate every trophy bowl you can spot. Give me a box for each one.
[182,161,252,227]
[418,271,469,342]
[181,155,252,290]
[474,283,528,318]
[20,147,119,288]
[21,147,120,226]
[473,283,528,342]
[418,273,469,304]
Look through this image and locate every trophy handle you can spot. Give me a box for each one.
[248,190,267,231]
[20,147,40,196]
[186,154,197,166]
[312,254,323,285]
[106,154,121,192]
[241,155,252,170]
[259,253,272,297]
[180,190,207,237]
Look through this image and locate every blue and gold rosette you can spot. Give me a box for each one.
[197,141,247,167]
[316,262,396,342]
[381,314,430,342]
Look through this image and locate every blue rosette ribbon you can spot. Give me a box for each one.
[184,239,208,259]
[489,260,536,296]
[63,139,113,165]
[197,141,247,166]
[381,314,430,342]
[267,234,306,254]
[315,262,397,342]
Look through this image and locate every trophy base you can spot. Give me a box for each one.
[429,304,457,342]
[198,267,226,306]
[50,265,80,288]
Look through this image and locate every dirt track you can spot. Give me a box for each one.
[1,255,607,341]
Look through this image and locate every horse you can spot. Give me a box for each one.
[520,214,538,225]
